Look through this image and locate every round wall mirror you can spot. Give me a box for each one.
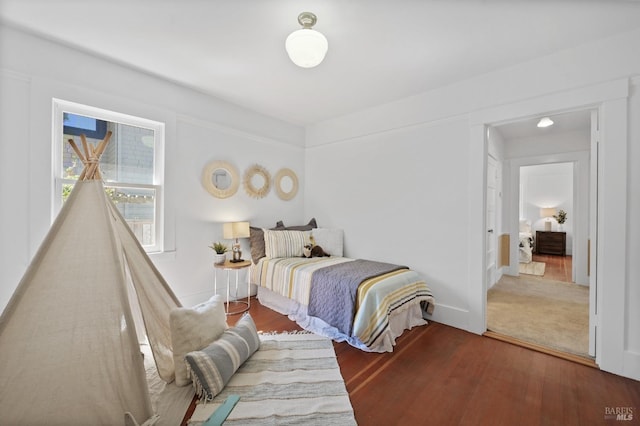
[243,164,271,198]
[251,173,265,190]
[274,168,299,201]
[202,160,240,198]
[213,169,231,190]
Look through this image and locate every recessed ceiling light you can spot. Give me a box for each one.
[537,117,554,128]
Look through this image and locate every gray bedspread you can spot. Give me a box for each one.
[307,259,408,335]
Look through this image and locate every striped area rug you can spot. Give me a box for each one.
[188,332,356,425]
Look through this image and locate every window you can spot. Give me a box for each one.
[63,113,108,139]
[53,99,165,252]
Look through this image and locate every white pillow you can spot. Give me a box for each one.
[311,228,344,257]
[263,229,309,258]
[170,294,227,386]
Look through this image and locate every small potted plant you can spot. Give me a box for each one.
[210,242,228,265]
[553,209,568,230]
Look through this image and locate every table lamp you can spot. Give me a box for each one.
[540,207,557,231]
[223,221,250,262]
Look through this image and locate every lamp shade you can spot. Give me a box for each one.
[286,12,328,68]
[223,221,250,239]
[540,208,557,218]
[286,28,328,68]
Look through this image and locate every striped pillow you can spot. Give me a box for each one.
[185,313,260,401]
[263,229,309,258]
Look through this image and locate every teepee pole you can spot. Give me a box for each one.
[78,166,87,182]
[92,146,103,181]
[83,131,112,180]
[67,140,86,164]
[93,132,112,164]
[68,131,113,181]
[80,134,90,161]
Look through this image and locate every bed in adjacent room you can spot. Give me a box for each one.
[247,222,435,352]
[519,219,534,264]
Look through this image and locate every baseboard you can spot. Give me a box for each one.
[484,330,598,368]
[426,303,469,332]
[623,350,640,381]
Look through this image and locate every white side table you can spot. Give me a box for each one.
[214,259,251,315]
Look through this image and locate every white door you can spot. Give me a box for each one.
[486,155,498,288]
[588,109,599,357]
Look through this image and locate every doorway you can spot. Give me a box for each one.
[485,109,593,359]
[468,78,629,376]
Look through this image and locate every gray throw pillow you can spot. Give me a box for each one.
[185,313,260,401]
[274,217,317,230]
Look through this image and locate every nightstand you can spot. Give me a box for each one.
[535,231,566,256]
[214,260,251,315]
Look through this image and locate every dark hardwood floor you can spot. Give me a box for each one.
[206,298,640,426]
[533,253,572,282]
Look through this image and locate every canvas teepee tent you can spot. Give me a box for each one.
[0,132,181,425]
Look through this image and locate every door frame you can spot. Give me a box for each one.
[467,78,628,375]
[486,154,498,289]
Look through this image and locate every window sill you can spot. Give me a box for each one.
[148,250,176,262]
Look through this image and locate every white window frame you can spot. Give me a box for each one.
[52,99,165,253]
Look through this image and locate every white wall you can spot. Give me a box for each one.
[520,163,574,252]
[0,25,306,309]
[305,28,640,379]
[504,129,590,159]
[305,118,471,320]
[160,116,306,306]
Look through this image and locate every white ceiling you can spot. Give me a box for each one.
[1,1,640,126]
[494,109,592,141]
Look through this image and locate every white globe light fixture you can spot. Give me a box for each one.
[285,12,328,68]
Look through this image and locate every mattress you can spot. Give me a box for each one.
[249,256,435,352]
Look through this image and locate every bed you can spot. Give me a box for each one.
[247,222,435,352]
[519,219,534,263]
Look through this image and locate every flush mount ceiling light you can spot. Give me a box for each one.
[285,12,328,68]
[537,117,554,128]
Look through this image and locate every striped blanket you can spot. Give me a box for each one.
[250,257,353,305]
[188,332,356,425]
[308,259,409,335]
[249,257,435,351]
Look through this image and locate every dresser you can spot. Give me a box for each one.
[535,231,566,256]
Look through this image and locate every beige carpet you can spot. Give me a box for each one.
[487,275,589,357]
[519,261,546,276]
